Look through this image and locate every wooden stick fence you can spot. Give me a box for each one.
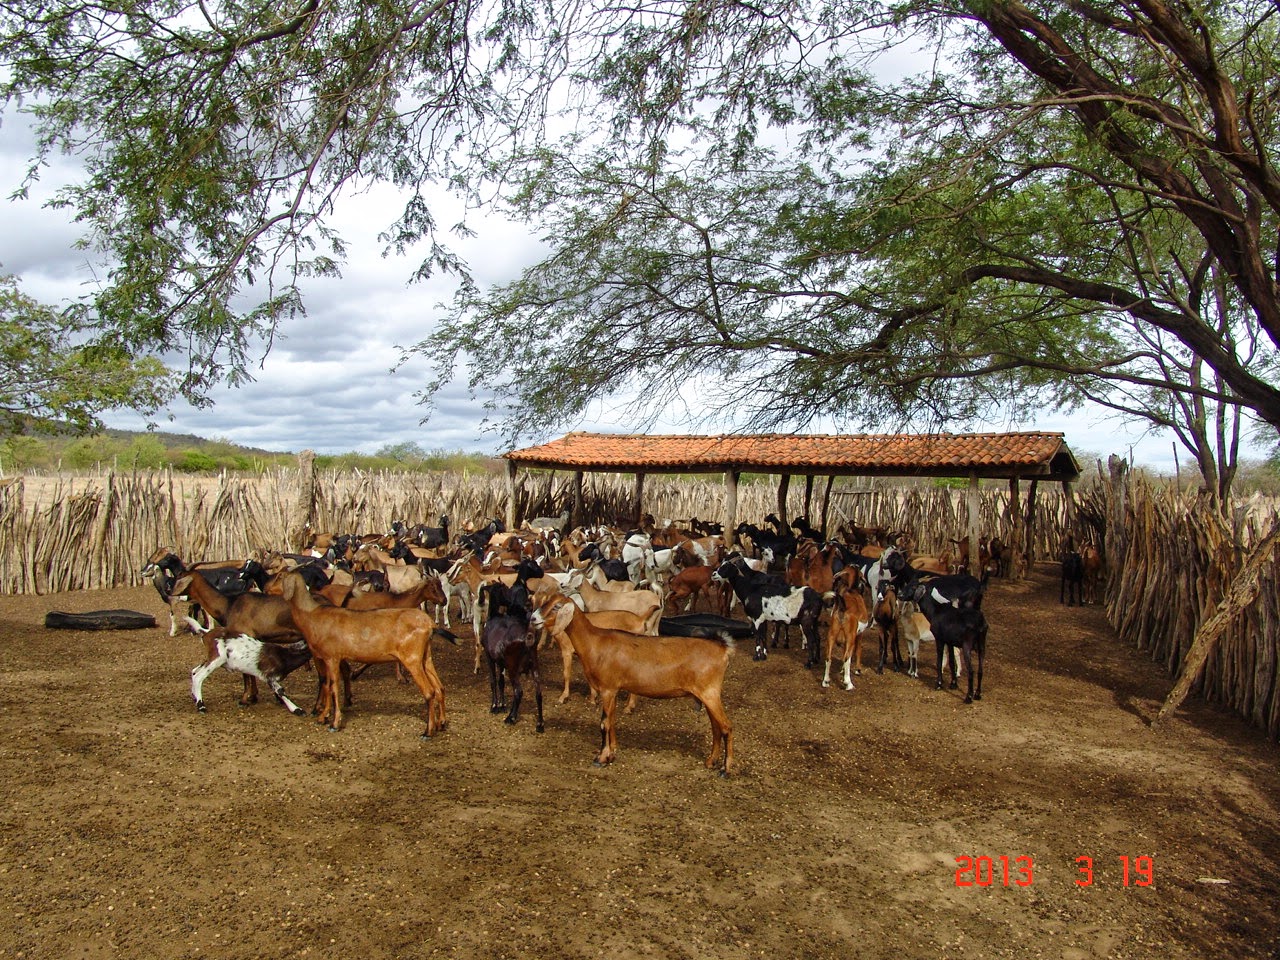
[4,463,1276,739]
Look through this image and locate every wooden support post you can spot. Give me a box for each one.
[505,459,518,532]
[1024,479,1039,567]
[1063,479,1077,539]
[777,474,791,526]
[724,470,740,547]
[572,471,584,530]
[1105,455,1129,608]
[966,472,980,576]
[803,475,815,520]
[1008,475,1025,579]
[819,475,835,538]
[634,472,646,527]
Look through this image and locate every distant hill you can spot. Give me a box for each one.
[1,419,496,474]
[95,427,286,456]
[3,417,288,455]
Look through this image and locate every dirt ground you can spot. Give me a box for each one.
[1,565,1278,960]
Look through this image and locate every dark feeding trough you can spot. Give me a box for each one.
[44,609,157,631]
[659,614,756,640]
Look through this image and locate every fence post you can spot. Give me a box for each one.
[294,450,316,550]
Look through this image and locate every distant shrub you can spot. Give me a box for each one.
[175,450,218,473]
[127,435,168,470]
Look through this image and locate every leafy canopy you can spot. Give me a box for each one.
[3,0,1279,472]
[0,275,176,433]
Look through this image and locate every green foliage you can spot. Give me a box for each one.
[125,435,168,470]
[176,451,219,473]
[428,0,1280,501]
[1,435,42,471]
[5,0,1278,504]
[0,427,497,476]
[0,275,178,433]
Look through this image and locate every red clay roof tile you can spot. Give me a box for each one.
[504,431,1079,480]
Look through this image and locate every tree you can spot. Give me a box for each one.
[0,275,176,434]
[4,0,1279,501]
[427,0,1280,504]
[376,441,428,464]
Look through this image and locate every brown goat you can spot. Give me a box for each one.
[1081,543,1104,603]
[343,576,451,685]
[172,572,304,707]
[872,582,903,674]
[538,600,650,709]
[530,595,734,774]
[279,572,447,737]
[342,575,447,612]
[823,567,870,690]
[176,572,354,716]
[663,564,726,616]
[565,578,663,632]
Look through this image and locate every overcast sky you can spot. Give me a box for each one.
[0,113,1264,474]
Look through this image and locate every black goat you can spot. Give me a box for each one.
[734,522,796,569]
[790,516,823,542]
[1061,551,1084,605]
[900,570,988,619]
[932,607,988,704]
[142,550,252,636]
[478,582,544,731]
[459,517,505,556]
[414,515,451,549]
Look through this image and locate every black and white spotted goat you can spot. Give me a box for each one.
[712,556,822,664]
[188,626,314,717]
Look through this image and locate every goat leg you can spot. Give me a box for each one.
[266,677,307,717]
[753,624,768,661]
[529,670,545,737]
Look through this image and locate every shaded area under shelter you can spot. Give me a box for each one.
[502,431,1081,573]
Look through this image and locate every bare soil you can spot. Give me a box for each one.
[1,566,1277,960]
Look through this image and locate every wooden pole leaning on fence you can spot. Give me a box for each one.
[294,450,317,551]
[1153,521,1280,729]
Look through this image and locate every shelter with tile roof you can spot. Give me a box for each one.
[502,431,1080,560]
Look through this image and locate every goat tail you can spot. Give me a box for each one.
[715,631,737,649]
[433,627,460,645]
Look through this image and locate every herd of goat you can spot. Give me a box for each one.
[143,512,1100,775]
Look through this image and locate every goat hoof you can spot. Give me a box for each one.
[419,732,432,740]
[843,682,854,691]
[290,707,306,717]
[973,693,982,701]
[327,726,339,733]
[490,705,503,714]
[821,679,830,688]
[196,703,206,713]
[504,716,517,726]
[964,695,974,704]
[536,724,545,733]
